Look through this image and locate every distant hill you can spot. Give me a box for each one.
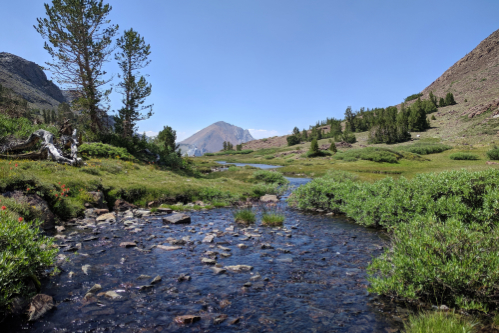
[0,52,67,110]
[179,121,254,156]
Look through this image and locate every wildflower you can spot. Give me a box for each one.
[1,206,5,210]
[18,217,23,222]
[27,188,30,191]
[62,184,66,188]
[15,163,18,167]
[55,194,58,197]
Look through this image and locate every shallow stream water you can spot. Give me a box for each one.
[5,165,404,332]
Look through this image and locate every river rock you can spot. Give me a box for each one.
[137,274,152,279]
[96,212,115,222]
[114,199,137,212]
[157,207,173,213]
[260,194,279,203]
[151,275,162,284]
[201,258,217,265]
[120,242,136,248]
[237,244,247,249]
[225,265,253,272]
[87,284,102,294]
[261,243,274,249]
[104,291,121,299]
[178,274,191,282]
[175,315,200,324]
[202,235,215,243]
[82,265,91,275]
[162,214,191,224]
[55,226,65,233]
[28,294,54,321]
[157,245,182,251]
[94,208,109,215]
[210,267,226,275]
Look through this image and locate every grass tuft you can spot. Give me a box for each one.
[449,153,480,160]
[404,312,475,333]
[233,208,256,224]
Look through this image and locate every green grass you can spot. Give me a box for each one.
[261,209,285,226]
[233,208,256,224]
[404,312,475,333]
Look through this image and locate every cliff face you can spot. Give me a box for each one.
[0,52,67,109]
[179,121,254,156]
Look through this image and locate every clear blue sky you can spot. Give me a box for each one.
[2,0,499,140]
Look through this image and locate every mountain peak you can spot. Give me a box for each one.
[179,122,254,156]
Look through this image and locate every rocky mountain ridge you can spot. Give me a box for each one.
[0,52,67,109]
[179,121,254,156]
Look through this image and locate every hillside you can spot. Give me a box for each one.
[0,52,67,110]
[241,28,499,150]
[179,121,254,156]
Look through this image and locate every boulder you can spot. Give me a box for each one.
[94,208,109,215]
[96,212,115,222]
[120,242,137,248]
[162,214,191,224]
[157,207,173,213]
[2,191,55,230]
[260,194,279,203]
[114,199,137,212]
[87,191,106,208]
[157,245,182,251]
[225,265,253,272]
[28,294,54,321]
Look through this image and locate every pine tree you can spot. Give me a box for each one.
[445,92,456,106]
[429,91,437,107]
[287,135,300,146]
[431,115,436,120]
[439,97,446,108]
[310,138,319,154]
[344,106,355,132]
[292,127,300,136]
[157,125,178,153]
[408,98,429,132]
[301,129,308,141]
[329,142,337,153]
[115,28,153,138]
[35,0,119,132]
[223,141,227,151]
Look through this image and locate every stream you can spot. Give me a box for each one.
[6,163,404,332]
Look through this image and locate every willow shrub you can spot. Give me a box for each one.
[368,217,499,311]
[253,170,289,185]
[289,169,499,228]
[0,208,57,309]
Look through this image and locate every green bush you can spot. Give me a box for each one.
[449,153,480,160]
[289,169,499,228]
[400,142,451,155]
[486,147,499,160]
[0,114,57,142]
[0,208,57,310]
[368,217,499,311]
[304,150,332,158]
[79,142,135,160]
[333,147,402,163]
[250,183,286,197]
[261,207,285,226]
[233,208,256,224]
[287,135,300,146]
[253,170,288,185]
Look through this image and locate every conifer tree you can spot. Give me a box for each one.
[310,138,319,154]
[157,125,178,153]
[429,91,437,107]
[292,127,300,136]
[222,141,227,151]
[35,0,119,132]
[301,129,308,141]
[115,28,153,138]
[445,92,456,106]
[407,98,429,132]
[439,97,446,108]
[329,142,337,153]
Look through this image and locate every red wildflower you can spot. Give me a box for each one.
[1,206,5,210]
[18,217,23,222]
[62,184,66,188]
[27,188,30,191]
[55,194,58,197]
[15,164,18,167]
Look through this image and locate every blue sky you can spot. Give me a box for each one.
[2,0,499,140]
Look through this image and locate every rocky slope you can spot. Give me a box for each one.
[179,121,254,156]
[0,52,67,109]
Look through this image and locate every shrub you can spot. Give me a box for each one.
[250,183,286,197]
[304,150,332,158]
[79,142,134,160]
[333,147,402,163]
[486,146,499,160]
[431,115,436,120]
[289,169,499,228]
[400,142,451,155]
[286,135,300,146]
[197,187,234,203]
[404,312,475,333]
[233,208,256,224]
[449,153,479,160]
[253,170,288,185]
[0,208,57,310]
[368,217,499,311]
